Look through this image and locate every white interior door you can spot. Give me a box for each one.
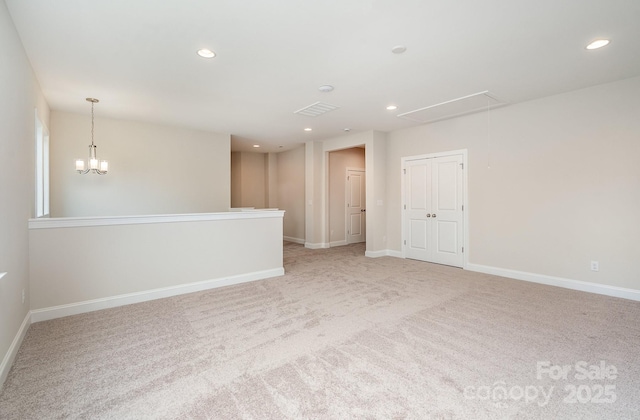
[346,169,366,244]
[405,161,431,261]
[431,155,464,267]
[403,154,464,267]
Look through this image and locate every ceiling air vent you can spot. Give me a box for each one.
[397,91,506,124]
[294,102,340,117]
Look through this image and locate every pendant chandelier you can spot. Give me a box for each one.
[75,98,108,174]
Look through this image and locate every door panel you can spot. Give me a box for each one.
[405,161,431,260]
[435,160,458,210]
[410,219,428,250]
[436,221,457,253]
[432,154,463,266]
[409,164,428,210]
[350,175,362,207]
[349,213,362,236]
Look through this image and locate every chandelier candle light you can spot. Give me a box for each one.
[76,98,108,174]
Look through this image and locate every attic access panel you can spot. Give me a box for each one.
[397,91,506,124]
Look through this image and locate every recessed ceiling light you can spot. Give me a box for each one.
[304,128,312,132]
[318,85,334,93]
[586,39,610,50]
[253,144,260,148]
[386,105,398,110]
[197,48,216,58]
[391,45,407,54]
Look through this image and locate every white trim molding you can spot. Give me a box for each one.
[365,249,403,258]
[0,312,31,390]
[28,210,285,230]
[330,240,348,247]
[283,236,305,245]
[31,267,285,323]
[467,263,640,302]
[305,242,329,249]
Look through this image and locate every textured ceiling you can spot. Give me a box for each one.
[6,0,640,152]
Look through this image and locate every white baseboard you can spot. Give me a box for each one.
[0,311,31,390]
[467,263,640,302]
[305,242,329,249]
[30,267,285,323]
[283,236,305,245]
[365,250,386,258]
[368,251,640,301]
[330,240,347,247]
[365,249,403,258]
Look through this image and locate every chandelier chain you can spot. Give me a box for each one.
[91,101,95,146]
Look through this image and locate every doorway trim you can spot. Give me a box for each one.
[321,141,369,252]
[401,148,469,269]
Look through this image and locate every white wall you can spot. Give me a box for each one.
[369,131,388,254]
[386,76,640,291]
[266,153,278,208]
[50,111,230,217]
[329,148,365,245]
[0,0,50,385]
[29,212,284,315]
[230,151,267,208]
[277,146,305,242]
[230,151,242,207]
[305,140,325,247]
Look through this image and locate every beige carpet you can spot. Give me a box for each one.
[1,243,639,419]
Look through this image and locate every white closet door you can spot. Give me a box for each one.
[431,154,463,267]
[403,154,464,267]
[404,160,431,261]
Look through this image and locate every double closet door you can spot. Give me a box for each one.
[403,153,465,268]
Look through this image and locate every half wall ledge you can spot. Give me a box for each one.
[28,209,285,229]
[28,210,285,319]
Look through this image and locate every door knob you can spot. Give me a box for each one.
[426,214,431,217]
[432,214,436,218]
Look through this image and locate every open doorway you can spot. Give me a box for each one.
[328,147,366,247]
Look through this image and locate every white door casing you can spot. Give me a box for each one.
[346,169,366,244]
[403,151,465,267]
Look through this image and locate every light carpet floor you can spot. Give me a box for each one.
[1,243,639,419]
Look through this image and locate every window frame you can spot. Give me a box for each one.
[35,110,50,218]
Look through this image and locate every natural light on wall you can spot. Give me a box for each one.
[35,110,49,218]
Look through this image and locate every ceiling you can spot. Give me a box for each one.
[6,0,640,152]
